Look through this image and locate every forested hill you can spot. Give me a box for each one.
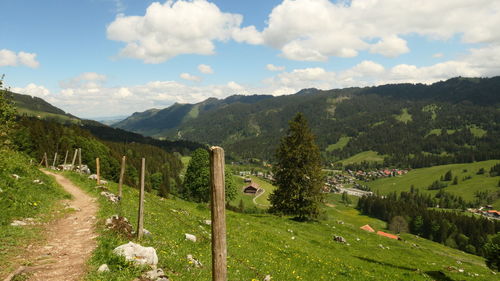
[9,91,80,123]
[114,76,500,167]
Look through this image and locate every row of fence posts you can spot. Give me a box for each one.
[39,148,82,171]
[91,147,227,281]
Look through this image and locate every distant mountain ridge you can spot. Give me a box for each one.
[114,77,500,166]
[10,91,81,123]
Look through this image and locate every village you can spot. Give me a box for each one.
[237,167,410,197]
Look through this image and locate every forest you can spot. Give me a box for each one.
[357,189,500,257]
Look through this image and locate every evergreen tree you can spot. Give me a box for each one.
[484,233,500,271]
[0,76,16,148]
[269,113,324,220]
[182,148,236,203]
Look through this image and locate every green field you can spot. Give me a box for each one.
[62,172,495,281]
[230,175,277,209]
[16,107,80,124]
[468,125,487,138]
[364,160,500,208]
[339,151,385,165]
[326,136,351,152]
[395,108,412,123]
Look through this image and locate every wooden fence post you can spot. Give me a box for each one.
[96,158,101,185]
[137,157,145,239]
[63,150,69,166]
[210,146,227,281]
[52,152,58,168]
[118,156,126,199]
[71,149,78,169]
[44,152,49,169]
[78,148,82,169]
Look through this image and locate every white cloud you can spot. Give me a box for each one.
[254,0,500,61]
[266,64,285,72]
[59,72,107,89]
[198,64,214,74]
[0,49,40,68]
[106,0,260,63]
[180,73,202,82]
[433,53,444,58]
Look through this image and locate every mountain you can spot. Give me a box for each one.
[10,91,81,124]
[113,94,273,136]
[114,77,500,167]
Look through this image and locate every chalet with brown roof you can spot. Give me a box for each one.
[243,182,260,194]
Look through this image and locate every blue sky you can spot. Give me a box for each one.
[1,0,499,118]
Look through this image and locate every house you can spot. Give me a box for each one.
[243,177,252,183]
[376,231,400,240]
[243,183,260,194]
[486,210,500,218]
[360,224,375,232]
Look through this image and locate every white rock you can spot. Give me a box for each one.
[0,188,3,193]
[33,179,41,183]
[185,233,197,242]
[100,180,108,185]
[11,174,20,180]
[113,242,158,266]
[98,264,110,272]
[101,191,120,203]
[264,275,272,281]
[144,228,152,236]
[88,174,98,180]
[203,220,212,225]
[11,220,28,226]
[143,268,169,280]
[187,254,203,268]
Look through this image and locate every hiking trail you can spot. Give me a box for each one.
[9,171,98,281]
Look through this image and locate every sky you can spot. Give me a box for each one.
[1,0,499,119]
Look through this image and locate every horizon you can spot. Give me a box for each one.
[2,0,500,118]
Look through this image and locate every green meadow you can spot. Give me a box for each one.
[61,171,495,281]
[364,160,500,208]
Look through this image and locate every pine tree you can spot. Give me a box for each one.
[0,76,16,148]
[269,113,324,220]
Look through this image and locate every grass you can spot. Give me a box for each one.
[326,136,351,152]
[59,171,495,281]
[0,149,69,278]
[16,107,80,124]
[339,151,384,165]
[395,108,412,123]
[422,104,438,120]
[364,160,500,208]
[468,125,487,138]
[180,156,191,178]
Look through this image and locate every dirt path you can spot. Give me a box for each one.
[22,171,98,281]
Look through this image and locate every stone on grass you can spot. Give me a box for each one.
[98,264,110,272]
[333,235,347,243]
[143,228,152,236]
[113,242,158,266]
[142,268,169,281]
[187,254,203,268]
[264,275,272,281]
[101,191,120,203]
[185,233,197,242]
[11,174,20,180]
[203,220,212,225]
[88,174,98,180]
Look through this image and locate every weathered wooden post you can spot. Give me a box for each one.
[78,148,82,169]
[210,146,227,281]
[137,157,145,239]
[43,152,49,168]
[96,158,101,185]
[71,149,78,169]
[118,156,126,199]
[52,152,58,168]
[63,150,69,166]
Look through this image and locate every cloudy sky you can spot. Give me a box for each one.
[2,0,499,118]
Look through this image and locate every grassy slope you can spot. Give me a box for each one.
[0,149,69,277]
[364,160,500,208]
[395,108,412,123]
[339,151,385,165]
[16,107,80,124]
[326,136,351,152]
[62,172,494,281]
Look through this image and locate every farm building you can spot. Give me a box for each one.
[376,231,400,240]
[244,177,252,183]
[243,182,260,194]
[360,224,375,232]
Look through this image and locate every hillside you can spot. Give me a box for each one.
[114,77,500,166]
[63,171,497,281]
[9,91,81,124]
[363,160,500,209]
